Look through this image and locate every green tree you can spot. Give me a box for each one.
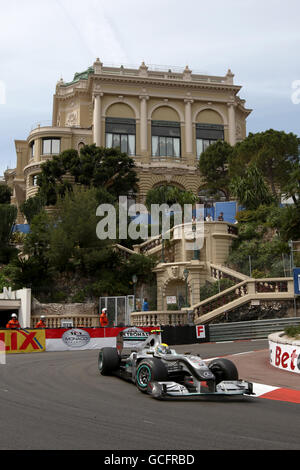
[229,164,274,210]
[20,194,46,224]
[37,145,138,206]
[0,184,12,204]
[198,140,234,200]
[21,186,157,301]
[145,185,196,210]
[281,165,300,208]
[0,204,17,244]
[231,130,299,199]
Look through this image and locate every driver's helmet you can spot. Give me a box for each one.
[155,343,171,356]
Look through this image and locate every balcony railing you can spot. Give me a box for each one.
[190,277,294,324]
[30,315,100,329]
[130,311,189,327]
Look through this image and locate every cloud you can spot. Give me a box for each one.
[54,0,129,65]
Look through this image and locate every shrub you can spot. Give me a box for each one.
[284,326,300,338]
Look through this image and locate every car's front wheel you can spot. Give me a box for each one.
[98,347,120,376]
[136,358,168,393]
[208,358,238,385]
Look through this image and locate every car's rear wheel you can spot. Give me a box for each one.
[98,347,120,375]
[136,358,168,393]
[208,358,238,385]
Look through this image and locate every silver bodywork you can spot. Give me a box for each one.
[121,332,254,399]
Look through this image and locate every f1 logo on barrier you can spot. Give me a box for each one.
[196,325,206,339]
[0,330,45,354]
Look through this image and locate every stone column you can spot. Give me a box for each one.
[139,95,149,154]
[93,93,103,147]
[227,102,236,146]
[184,99,194,155]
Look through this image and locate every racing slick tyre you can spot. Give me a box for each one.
[136,358,168,393]
[98,347,120,376]
[208,358,238,385]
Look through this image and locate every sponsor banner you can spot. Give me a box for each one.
[269,340,300,374]
[45,327,156,352]
[0,329,45,354]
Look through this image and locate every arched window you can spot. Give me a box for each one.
[78,142,85,152]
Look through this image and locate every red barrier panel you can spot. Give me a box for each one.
[45,326,156,352]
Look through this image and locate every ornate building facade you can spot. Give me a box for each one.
[7,60,252,222]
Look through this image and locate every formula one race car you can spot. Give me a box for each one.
[98,330,254,399]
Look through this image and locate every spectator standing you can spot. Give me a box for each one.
[35,316,47,328]
[142,298,149,312]
[100,308,109,327]
[6,314,21,329]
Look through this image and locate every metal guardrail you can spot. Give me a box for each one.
[209,317,300,342]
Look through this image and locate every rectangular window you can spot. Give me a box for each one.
[106,133,113,148]
[42,139,51,155]
[30,141,35,159]
[42,138,61,155]
[113,134,121,149]
[151,121,181,157]
[196,124,224,159]
[128,135,135,156]
[105,118,136,156]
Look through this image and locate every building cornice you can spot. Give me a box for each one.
[23,162,42,177]
[27,126,92,142]
[89,74,242,94]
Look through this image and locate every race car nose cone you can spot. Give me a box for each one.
[147,381,164,399]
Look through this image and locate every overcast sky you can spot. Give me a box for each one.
[1,0,300,175]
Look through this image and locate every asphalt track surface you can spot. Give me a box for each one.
[0,339,299,451]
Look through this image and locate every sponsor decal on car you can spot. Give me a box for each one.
[122,327,151,348]
[122,327,150,341]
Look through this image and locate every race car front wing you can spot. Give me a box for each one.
[147,380,254,399]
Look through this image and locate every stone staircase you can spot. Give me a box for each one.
[114,225,296,326]
[183,267,294,325]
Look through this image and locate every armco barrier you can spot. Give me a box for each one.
[208,317,300,342]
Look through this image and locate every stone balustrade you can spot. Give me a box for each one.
[130,310,189,327]
[30,315,100,329]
